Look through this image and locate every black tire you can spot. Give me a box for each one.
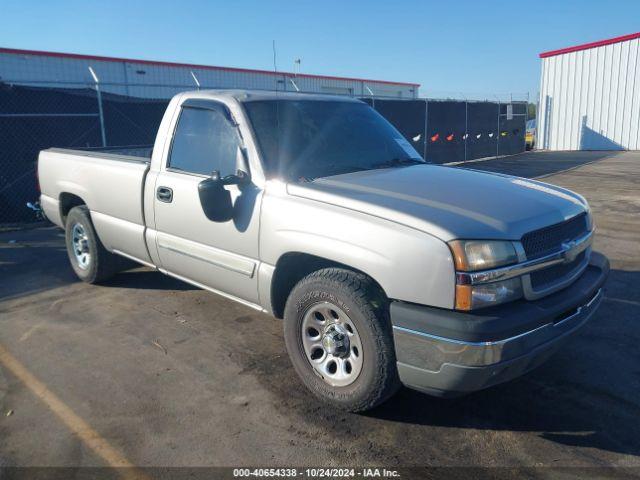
[283,268,400,412]
[64,205,127,283]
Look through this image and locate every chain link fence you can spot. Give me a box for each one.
[364,97,528,164]
[0,79,527,225]
[0,81,174,224]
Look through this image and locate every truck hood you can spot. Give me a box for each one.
[286,165,588,241]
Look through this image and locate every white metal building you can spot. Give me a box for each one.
[538,32,640,151]
[0,47,419,99]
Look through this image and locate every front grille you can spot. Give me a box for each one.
[521,213,588,259]
[530,251,586,289]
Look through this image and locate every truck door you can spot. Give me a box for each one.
[152,99,262,306]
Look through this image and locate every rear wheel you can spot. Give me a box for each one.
[283,268,400,412]
[65,206,127,283]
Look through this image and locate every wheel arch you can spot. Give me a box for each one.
[59,192,88,226]
[269,251,388,319]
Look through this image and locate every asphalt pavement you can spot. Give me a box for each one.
[1,151,639,476]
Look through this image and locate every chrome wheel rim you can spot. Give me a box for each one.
[301,301,363,387]
[71,223,91,270]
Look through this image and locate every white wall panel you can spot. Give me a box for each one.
[629,42,640,149]
[0,49,418,99]
[539,37,640,150]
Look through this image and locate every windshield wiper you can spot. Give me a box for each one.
[305,159,424,182]
[372,157,425,169]
[309,165,372,181]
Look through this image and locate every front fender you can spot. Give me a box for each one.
[260,188,455,309]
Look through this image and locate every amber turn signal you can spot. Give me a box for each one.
[455,284,472,311]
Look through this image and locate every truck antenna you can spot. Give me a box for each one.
[272,40,278,90]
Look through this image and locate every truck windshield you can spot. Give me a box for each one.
[243,100,425,181]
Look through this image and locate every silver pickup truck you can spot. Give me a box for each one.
[39,90,609,412]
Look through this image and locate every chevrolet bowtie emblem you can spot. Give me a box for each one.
[562,240,579,263]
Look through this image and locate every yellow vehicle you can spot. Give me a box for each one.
[525,119,536,150]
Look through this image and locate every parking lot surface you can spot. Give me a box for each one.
[1,151,639,473]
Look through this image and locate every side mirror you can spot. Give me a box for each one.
[219,169,250,186]
[198,147,251,222]
[198,171,233,222]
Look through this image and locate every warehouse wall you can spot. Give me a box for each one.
[538,37,640,151]
[0,49,418,99]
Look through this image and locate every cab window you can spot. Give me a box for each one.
[168,105,239,176]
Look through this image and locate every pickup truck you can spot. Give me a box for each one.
[39,90,609,412]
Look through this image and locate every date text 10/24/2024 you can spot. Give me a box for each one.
[233,468,401,478]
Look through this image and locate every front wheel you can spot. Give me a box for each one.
[283,268,400,412]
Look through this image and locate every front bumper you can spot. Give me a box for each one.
[391,251,609,397]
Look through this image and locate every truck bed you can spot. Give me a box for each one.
[38,146,153,264]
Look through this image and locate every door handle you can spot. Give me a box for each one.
[156,186,173,203]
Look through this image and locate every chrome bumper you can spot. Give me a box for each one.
[394,288,602,369]
[392,252,609,397]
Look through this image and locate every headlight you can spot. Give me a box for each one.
[455,278,523,310]
[448,240,522,310]
[448,240,518,271]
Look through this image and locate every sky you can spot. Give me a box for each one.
[2,0,640,101]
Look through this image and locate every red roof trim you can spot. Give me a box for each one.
[539,31,640,58]
[0,47,420,87]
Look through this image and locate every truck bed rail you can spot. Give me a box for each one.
[45,146,152,164]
